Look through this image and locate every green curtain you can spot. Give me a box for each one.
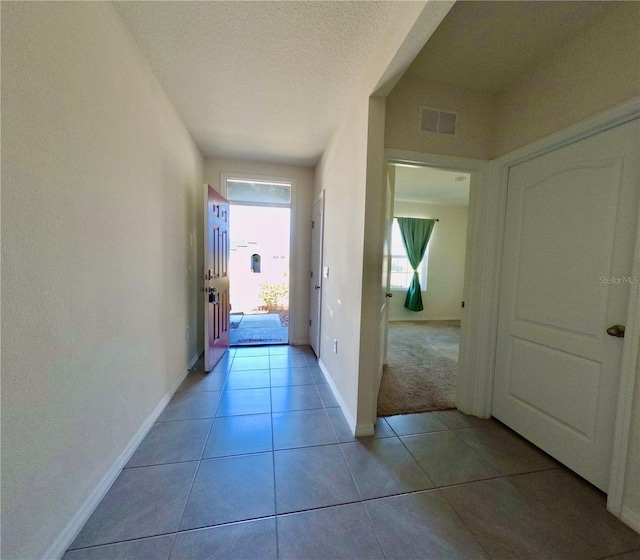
[396,217,436,312]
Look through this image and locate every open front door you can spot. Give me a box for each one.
[204,184,230,372]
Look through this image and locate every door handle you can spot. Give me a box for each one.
[314,285,321,289]
[386,293,393,298]
[606,324,625,338]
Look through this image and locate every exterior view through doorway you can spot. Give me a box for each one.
[225,177,292,346]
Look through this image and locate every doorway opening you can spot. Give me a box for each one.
[378,163,470,416]
[224,176,292,346]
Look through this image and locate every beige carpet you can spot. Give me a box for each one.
[377,320,460,416]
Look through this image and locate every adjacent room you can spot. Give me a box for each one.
[378,164,470,417]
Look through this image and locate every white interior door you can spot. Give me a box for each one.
[493,119,639,491]
[379,166,395,383]
[309,193,324,357]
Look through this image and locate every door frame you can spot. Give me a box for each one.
[381,165,396,367]
[309,191,325,357]
[219,172,297,344]
[384,149,488,417]
[474,97,640,525]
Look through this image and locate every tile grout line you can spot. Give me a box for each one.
[392,416,444,487]
[384,414,567,558]
[336,410,419,558]
[268,359,281,560]
[165,350,235,559]
[361,499,390,560]
[334,430,389,558]
[196,353,232,462]
[69,379,639,559]
[166,459,201,559]
[433,485,496,560]
[67,532,179,553]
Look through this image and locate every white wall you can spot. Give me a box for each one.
[385,78,495,160]
[1,4,204,559]
[493,2,640,157]
[315,1,454,433]
[389,202,467,321]
[313,94,370,430]
[384,3,640,162]
[204,158,314,345]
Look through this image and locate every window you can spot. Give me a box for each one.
[226,179,291,205]
[390,219,428,290]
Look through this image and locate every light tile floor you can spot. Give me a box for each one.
[65,345,640,560]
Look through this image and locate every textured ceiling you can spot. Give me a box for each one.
[393,165,470,206]
[403,1,610,93]
[114,1,611,167]
[115,1,405,166]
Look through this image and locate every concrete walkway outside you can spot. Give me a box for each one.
[230,313,288,346]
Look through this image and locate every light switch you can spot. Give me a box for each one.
[323,266,329,278]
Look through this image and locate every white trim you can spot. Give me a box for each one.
[386,149,486,172]
[287,180,298,345]
[492,98,640,167]
[355,422,376,438]
[43,352,199,560]
[608,160,640,517]
[317,359,374,436]
[310,191,325,359]
[457,161,509,417]
[621,506,640,533]
[479,98,640,520]
[383,150,489,417]
[220,171,298,346]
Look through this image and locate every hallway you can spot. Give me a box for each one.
[65,345,640,559]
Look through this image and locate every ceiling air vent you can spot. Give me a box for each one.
[418,107,457,136]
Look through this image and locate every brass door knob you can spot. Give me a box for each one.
[606,325,625,338]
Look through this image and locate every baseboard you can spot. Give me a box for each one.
[316,360,375,437]
[186,352,201,371]
[621,506,640,534]
[354,422,375,437]
[388,316,462,322]
[42,351,199,560]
